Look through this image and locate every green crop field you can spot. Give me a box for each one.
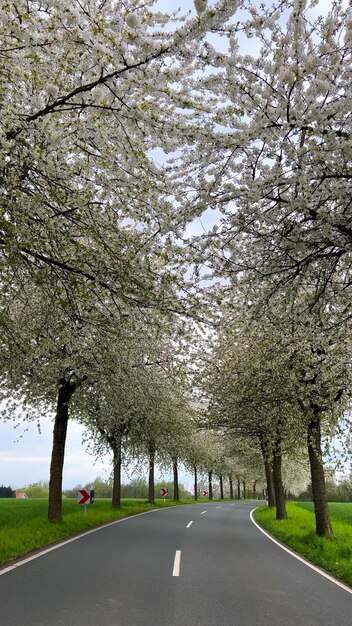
[254,501,352,588]
[296,501,352,524]
[0,497,196,566]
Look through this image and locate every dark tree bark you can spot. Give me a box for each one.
[242,480,246,499]
[307,415,332,537]
[237,477,241,499]
[252,480,257,499]
[260,440,275,507]
[194,465,198,500]
[148,446,155,504]
[229,476,234,500]
[219,475,224,499]
[112,440,122,509]
[48,377,77,523]
[208,470,213,500]
[264,459,276,507]
[273,453,287,520]
[173,458,179,501]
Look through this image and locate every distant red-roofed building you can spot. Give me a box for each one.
[15,493,28,499]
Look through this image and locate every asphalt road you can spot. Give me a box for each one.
[0,502,351,625]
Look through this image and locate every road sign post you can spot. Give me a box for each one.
[78,489,94,516]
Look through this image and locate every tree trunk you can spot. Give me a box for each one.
[208,470,213,500]
[242,480,246,499]
[148,447,155,504]
[48,378,75,523]
[252,480,257,499]
[264,459,275,507]
[307,416,332,537]
[112,440,122,509]
[194,465,198,500]
[219,475,224,499]
[237,478,241,499]
[273,453,287,520]
[229,476,234,500]
[173,459,180,501]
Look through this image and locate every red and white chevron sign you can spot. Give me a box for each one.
[77,489,90,505]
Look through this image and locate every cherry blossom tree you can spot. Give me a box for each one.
[0,281,104,521]
[183,1,351,313]
[78,326,169,509]
[183,428,210,500]
[1,0,243,314]
[178,0,352,535]
[0,269,186,521]
[1,0,246,521]
[205,317,300,517]
[203,278,351,533]
[119,358,194,505]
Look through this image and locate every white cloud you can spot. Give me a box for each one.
[0,418,111,488]
[0,454,51,464]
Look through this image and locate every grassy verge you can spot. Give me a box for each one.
[0,497,197,566]
[254,501,352,588]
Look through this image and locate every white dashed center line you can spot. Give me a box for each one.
[172,550,181,577]
[201,511,207,515]
[186,521,193,528]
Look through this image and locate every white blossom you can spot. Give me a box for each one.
[194,0,208,16]
[46,84,59,99]
[125,13,141,29]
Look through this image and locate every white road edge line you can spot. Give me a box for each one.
[0,508,162,577]
[250,508,352,595]
[201,510,207,515]
[186,521,193,528]
[173,550,181,577]
[216,506,221,509]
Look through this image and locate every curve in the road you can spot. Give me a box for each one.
[250,507,352,596]
[0,508,161,577]
[0,502,351,626]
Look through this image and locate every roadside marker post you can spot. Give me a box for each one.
[160,488,168,502]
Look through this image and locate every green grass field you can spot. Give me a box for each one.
[0,497,197,566]
[254,501,352,588]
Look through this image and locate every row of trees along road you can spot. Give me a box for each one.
[182,0,352,536]
[1,1,351,536]
[0,0,247,523]
[203,285,350,532]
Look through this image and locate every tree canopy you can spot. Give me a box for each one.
[1,0,351,535]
